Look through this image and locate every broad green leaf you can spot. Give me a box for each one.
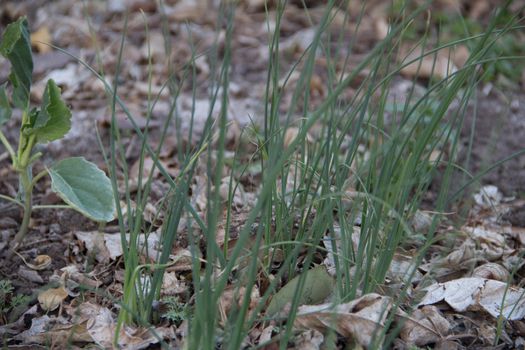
[266,266,335,317]
[30,79,71,143]
[48,157,115,222]
[0,17,33,109]
[0,84,12,125]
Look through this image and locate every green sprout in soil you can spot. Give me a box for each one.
[160,296,189,326]
[0,280,30,325]
[0,17,115,253]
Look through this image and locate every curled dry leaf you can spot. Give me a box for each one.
[473,263,510,282]
[15,252,52,270]
[419,277,525,320]
[294,293,393,348]
[29,255,52,270]
[398,305,450,346]
[441,239,476,266]
[38,286,68,311]
[465,226,508,261]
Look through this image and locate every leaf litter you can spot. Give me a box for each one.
[0,0,524,349]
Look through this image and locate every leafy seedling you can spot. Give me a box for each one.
[0,17,115,253]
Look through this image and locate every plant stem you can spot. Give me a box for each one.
[33,204,71,210]
[0,129,15,164]
[11,168,33,249]
[0,194,23,207]
[31,169,48,188]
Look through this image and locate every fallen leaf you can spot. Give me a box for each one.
[219,285,260,324]
[294,293,393,348]
[388,254,423,284]
[294,329,324,350]
[398,305,450,346]
[473,185,503,208]
[28,255,52,270]
[14,252,52,271]
[38,287,68,311]
[76,230,161,261]
[419,277,525,320]
[31,26,52,53]
[75,231,111,263]
[82,302,175,349]
[472,263,510,282]
[161,272,188,296]
[399,45,458,80]
[129,156,161,191]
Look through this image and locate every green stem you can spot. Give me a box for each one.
[11,168,33,248]
[31,169,48,188]
[33,204,71,210]
[0,129,16,164]
[0,194,23,207]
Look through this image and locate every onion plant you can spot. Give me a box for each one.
[62,0,522,348]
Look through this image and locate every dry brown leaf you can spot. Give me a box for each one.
[14,314,93,345]
[29,255,52,270]
[373,15,389,40]
[31,26,52,53]
[284,127,300,149]
[472,263,510,281]
[167,0,208,22]
[294,293,392,348]
[219,285,260,324]
[465,226,509,261]
[398,305,450,346]
[129,156,161,191]
[75,230,111,263]
[399,45,458,80]
[309,74,324,98]
[161,272,188,297]
[419,277,525,320]
[76,230,161,261]
[61,265,102,289]
[14,252,52,271]
[388,254,423,284]
[293,329,324,350]
[38,286,68,311]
